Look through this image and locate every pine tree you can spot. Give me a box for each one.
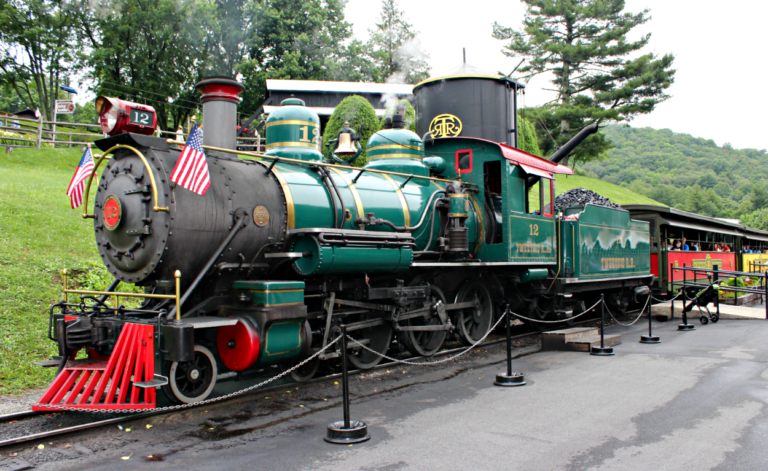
[493,0,675,165]
[367,0,430,84]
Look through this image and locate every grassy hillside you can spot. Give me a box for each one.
[581,125,768,219]
[0,146,119,394]
[555,174,661,206]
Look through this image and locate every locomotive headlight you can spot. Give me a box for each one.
[95,96,157,137]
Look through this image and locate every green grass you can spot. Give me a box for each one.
[0,146,124,394]
[530,173,664,209]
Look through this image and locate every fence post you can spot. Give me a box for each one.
[591,294,615,356]
[36,116,42,150]
[324,325,370,445]
[713,264,720,320]
[670,262,675,320]
[679,264,695,331]
[494,305,526,387]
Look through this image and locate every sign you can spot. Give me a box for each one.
[55,100,76,114]
[129,108,155,126]
[428,114,462,138]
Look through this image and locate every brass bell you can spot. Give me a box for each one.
[334,122,358,156]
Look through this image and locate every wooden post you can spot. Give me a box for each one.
[36,116,42,150]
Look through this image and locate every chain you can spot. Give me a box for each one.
[346,309,509,366]
[504,299,602,325]
[32,336,342,414]
[650,290,683,303]
[603,295,650,327]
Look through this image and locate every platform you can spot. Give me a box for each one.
[651,299,768,320]
[11,320,768,471]
[542,327,622,351]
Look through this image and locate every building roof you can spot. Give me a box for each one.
[266,79,413,96]
[623,204,768,241]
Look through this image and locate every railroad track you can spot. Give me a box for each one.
[0,313,616,449]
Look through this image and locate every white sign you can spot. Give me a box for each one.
[55,100,76,114]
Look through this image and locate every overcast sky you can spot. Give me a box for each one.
[345,0,767,151]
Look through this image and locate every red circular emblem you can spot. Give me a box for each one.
[103,195,122,230]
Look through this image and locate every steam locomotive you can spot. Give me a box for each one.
[34,73,651,410]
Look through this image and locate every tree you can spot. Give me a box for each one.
[517,114,541,156]
[493,0,675,164]
[752,185,768,211]
[323,95,381,167]
[239,0,370,115]
[79,0,215,130]
[200,0,250,78]
[0,0,79,121]
[367,0,430,84]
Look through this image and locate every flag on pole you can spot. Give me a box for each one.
[169,124,210,196]
[66,146,94,209]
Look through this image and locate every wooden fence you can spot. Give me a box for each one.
[0,114,264,152]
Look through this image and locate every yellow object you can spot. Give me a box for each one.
[82,144,169,219]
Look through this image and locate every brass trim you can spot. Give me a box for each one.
[330,167,365,227]
[469,194,484,257]
[174,270,181,321]
[167,139,472,186]
[367,153,423,161]
[264,320,304,356]
[414,73,504,89]
[367,144,423,152]
[63,289,175,300]
[83,144,169,219]
[449,194,468,198]
[449,213,469,217]
[265,120,318,128]
[248,289,304,294]
[270,165,295,229]
[265,141,319,150]
[381,174,411,228]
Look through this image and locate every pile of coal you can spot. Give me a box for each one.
[555,188,620,211]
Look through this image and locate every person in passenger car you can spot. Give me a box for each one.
[691,242,700,251]
[673,240,682,251]
[682,237,690,251]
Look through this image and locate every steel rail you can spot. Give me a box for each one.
[0,311,617,448]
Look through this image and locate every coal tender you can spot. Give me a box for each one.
[35,71,651,411]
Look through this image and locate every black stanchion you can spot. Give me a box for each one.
[325,326,371,444]
[494,305,526,387]
[591,294,615,356]
[640,293,660,344]
[678,264,695,331]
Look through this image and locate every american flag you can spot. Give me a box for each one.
[170,124,210,196]
[66,146,94,209]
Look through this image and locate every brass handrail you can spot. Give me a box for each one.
[61,268,182,320]
[165,139,477,186]
[82,144,169,219]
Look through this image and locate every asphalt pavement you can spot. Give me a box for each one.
[4,318,768,471]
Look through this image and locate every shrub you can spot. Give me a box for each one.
[323,95,381,167]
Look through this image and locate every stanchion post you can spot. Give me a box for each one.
[494,305,525,387]
[670,262,675,320]
[713,264,720,319]
[640,292,660,344]
[678,263,695,331]
[591,294,614,356]
[325,325,370,444]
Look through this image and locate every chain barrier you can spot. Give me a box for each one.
[31,335,342,414]
[650,290,683,304]
[603,295,651,327]
[347,309,510,366]
[502,299,603,325]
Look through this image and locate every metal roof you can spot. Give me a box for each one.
[264,105,387,117]
[266,79,413,96]
[623,204,768,240]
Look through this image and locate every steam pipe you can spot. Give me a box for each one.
[526,124,599,187]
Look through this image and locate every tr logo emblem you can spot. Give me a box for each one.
[429,114,462,138]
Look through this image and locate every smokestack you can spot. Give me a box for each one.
[195,76,245,150]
